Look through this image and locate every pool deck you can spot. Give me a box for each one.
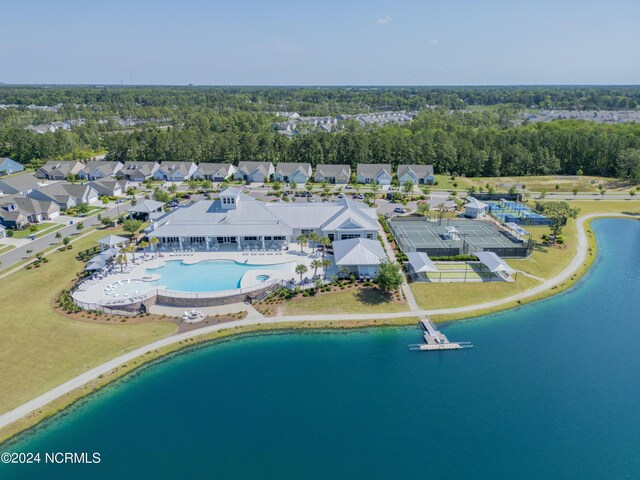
[73,245,321,305]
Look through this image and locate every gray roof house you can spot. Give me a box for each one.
[192,163,237,182]
[147,186,379,250]
[356,164,393,185]
[397,164,435,185]
[36,160,85,180]
[87,178,129,197]
[0,194,60,224]
[234,162,275,183]
[78,161,124,181]
[0,157,24,176]
[314,164,351,184]
[0,174,42,196]
[118,161,160,182]
[28,182,99,209]
[153,162,198,182]
[273,163,312,183]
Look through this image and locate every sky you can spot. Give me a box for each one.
[2,0,639,85]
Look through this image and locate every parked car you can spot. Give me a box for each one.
[338,193,344,198]
[308,197,316,203]
[394,207,407,213]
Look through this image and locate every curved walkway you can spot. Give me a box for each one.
[0,213,633,431]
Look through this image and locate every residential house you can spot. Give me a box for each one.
[118,161,160,182]
[192,163,237,182]
[153,162,198,182]
[87,178,129,197]
[26,124,56,134]
[233,161,274,183]
[28,182,99,209]
[397,164,435,185]
[314,164,351,184]
[0,195,60,225]
[0,224,5,238]
[0,158,24,176]
[0,174,42,196]
[78,161,124,181]
[273,163,312,183]
[356,164,393,185]
[35,160,85,180]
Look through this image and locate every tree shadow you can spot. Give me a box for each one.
[354,287,393,306]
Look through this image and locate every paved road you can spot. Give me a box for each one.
[0,201,132,269]
[1,212,633,431]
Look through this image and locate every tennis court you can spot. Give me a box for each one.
[389,218,532,257]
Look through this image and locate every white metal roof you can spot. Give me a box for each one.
[406,251,438,272]
[97,234,129,246]
[333,238,387,266]
[127,200,165,214]
[474,251,516,274]
[465,197,487,209]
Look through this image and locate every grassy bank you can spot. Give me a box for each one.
[0,227,176,416]
[0,316,417,444]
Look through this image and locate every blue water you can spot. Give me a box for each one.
[1,219,639,479]
[146,259,293,292]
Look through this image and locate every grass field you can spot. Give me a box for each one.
[0,227,176,414]
[0,245,16,256]
[433,174,637,193]
[411,275,541,310]
[11,223,61,239]
[276,287,409,315]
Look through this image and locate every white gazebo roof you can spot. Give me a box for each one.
[406,252,438,273]
[474,251,516,274]
[85,259,108,271]
[333,238,387,266]
[465,197,487,209]
[97,234,128,247]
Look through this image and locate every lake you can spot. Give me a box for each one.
[1,219,639,479]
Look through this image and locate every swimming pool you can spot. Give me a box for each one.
[145,260,293,292]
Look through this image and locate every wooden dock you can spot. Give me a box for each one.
[408,318,473,351]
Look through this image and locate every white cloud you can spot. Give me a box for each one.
[375,15,393,25]
[429,39,439,45]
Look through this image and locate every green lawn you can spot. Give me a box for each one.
[432,174,637,194]
[0,227,176,414]
[411,275,541,310]
[11,223,55,239]
[277,287,409,315]
[0,245,16,255]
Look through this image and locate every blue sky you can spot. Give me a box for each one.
[3,0,639,85]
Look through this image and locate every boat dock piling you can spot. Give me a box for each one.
[408,318,473,351]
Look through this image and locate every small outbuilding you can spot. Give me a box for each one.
[464,197,487,219]
[127,200,165,220]
[405,252,438,280]
[474,251,517,281]
[332,237,388,277]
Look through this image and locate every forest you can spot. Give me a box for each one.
[0,86,639,183]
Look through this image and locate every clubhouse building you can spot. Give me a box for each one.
[147,187,379,251]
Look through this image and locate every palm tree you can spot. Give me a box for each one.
[295,264,308,283]
[139,240,149,258]
[307,232,320,254]
[310,259,323,277]
[319,236,332,257]
[55,231,62,240]
[339,266,350,279]
[116,254,125,273]
[150,237,160,252]
[321,258,332,279]
[296,234,308,253]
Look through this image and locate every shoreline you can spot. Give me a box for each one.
[0,213,635,444]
